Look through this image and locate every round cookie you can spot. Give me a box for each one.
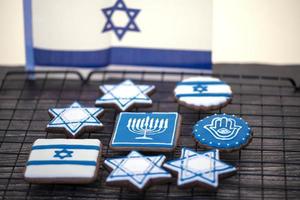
[174,76,232,110]
[193,114,252,152]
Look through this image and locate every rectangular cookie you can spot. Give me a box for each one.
[24,139,101,184]
[110,112,181,152]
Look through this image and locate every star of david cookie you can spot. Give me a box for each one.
[174,76,232,110]
[95,80,155,111]
[47,102,104,138]
[104,151,171,190]
[193,114,252,152]
[110,112,181,152]
[163,148,236,189]
[24,139,102,184]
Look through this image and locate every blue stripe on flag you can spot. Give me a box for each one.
[177,81,226,86]
[32,144,100,150]
[176,93,232,98]
[23,0,34,71]
[34,47,211,69]
[27,160,97,166]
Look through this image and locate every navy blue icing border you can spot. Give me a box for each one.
[193,113,251,150]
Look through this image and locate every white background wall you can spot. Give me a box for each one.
[0,0,300,66]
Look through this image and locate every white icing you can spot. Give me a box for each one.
[104,151,170,189]
[95,80,155,111]
[33,139,100,146]
[163,148,236,187]
[28,149,99,161]
[47,102,103,136]
[61,108,90,123]
[174,76,232,108]
[24,139,101,179]
[122,157,151,173]
[25,165,96,178]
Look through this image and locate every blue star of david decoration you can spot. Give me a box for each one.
[53,148,74,159]
[104,151,171,189]
[164,148,236,188]
[193,84,208,93]
[47,102,104,138]
[95,80,155,111]
[102,0,140,40]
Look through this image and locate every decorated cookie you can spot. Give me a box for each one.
[47,102,104,138]
[104,151,171,190]
[193,114,252,151]
[163,148,236,189]
[174,76,232,110]
[95,80,155,111]
[110,112,181,152]
[24,139,102,184]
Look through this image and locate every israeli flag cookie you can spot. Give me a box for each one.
[104,151,171,190]
[95,80,155,111]
[24,139,102,184]
[110,112,181,152]
[47,102,104,138]
[193,114,252,151]
[174,76,232,110]
[164,148,236,189]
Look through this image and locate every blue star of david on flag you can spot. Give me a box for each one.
[95,80,155,111]
[53,148,74,159]
[47,102,104,138]
[102,0,140,40]
[164,148,236,188]
[193,85,208,93]
[104,151,171,189]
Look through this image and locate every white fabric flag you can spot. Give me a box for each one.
[24,0,212,70]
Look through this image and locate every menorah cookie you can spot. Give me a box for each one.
[164,148,236,189]
[104,151,171,190]
[47,102,104,138]
[174,76,232,110]
[95,80,155,111]
[110,112,181,152]
[193,114,252,152]
[24,139,102,184]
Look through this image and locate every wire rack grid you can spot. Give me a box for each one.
[0,70,299,200]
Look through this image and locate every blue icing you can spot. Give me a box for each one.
[111,112,179,148]
[193,114,251,149]
[193,85,208,93]
[53,148,74,159]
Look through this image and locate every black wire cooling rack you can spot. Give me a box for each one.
[0,70,299,200]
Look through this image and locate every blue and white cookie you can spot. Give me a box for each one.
[104,151,171,190]
[164,148,236,189]
[47,102,104,138]
[193,114,252,151]
[174,76,232,110]
[95,80,155,111]
[110,112,181,152]
[24,139,102,184]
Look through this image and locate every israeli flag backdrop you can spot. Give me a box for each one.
[23,0,212,71]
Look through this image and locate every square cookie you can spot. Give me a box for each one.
[110,112,181,152]
[24,139,102,184]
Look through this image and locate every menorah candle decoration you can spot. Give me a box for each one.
[127,116,169,140]
[110,112,181,152]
